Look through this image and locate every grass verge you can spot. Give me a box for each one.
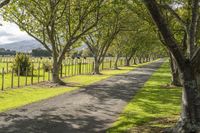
[107,60,182,133]
[0,61,153,112]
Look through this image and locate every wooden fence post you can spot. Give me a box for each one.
[11,68,14,88]
[2,68,4,91]
[43,69,45,81]
[25,67,28,86]
[18,66,20,88]
[31,65,34,85]
[6,62,8,73]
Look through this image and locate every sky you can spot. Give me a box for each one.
[0,18,33,45]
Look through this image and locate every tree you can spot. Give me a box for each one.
[3,0,103,84]
[32,48,51,57]
[82,1,122,74]
[108,35,124,69]
[142,0,200,132]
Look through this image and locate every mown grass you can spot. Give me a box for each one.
[108,61,182,133]
[0,61,153,112]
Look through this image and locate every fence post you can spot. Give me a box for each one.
[65,64,67,77]
[6,62,8,73]
[60,64,63,78]
[38,63,40,83]
[2,68,4,91]
[92,61,95,73]
[71,60,74,76]
[48,70,50,81]
[18,66,20,88]
[11,68,14,88]
[25,67,28,86]
[79,61,82,75]
[43,69,45,81]
[74,59,77,75]
[68,63,70,76]
[31,65,34,85]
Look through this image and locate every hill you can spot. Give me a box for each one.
[0,40,44,52]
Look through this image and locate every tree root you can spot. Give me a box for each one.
[163,118,200,133]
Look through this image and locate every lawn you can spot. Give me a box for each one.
[0,61,153,112]
[108,60,182,133]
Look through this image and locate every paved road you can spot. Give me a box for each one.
[0,59,164,133]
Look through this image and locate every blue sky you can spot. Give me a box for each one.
[0,18,33,45]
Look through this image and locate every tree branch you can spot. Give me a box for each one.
[0,0,10,8]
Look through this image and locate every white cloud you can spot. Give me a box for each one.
[0,18,33,45]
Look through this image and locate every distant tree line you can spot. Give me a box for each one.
[0,48,16,56]
[31,48,51,57]
[0,48,52,57]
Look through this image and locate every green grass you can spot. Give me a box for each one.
[0,61,152,112]
[107,61,182,133]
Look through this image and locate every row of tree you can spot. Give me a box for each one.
[1,0,164,84]
[2,0,200,132]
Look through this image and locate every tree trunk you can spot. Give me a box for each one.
[114,54,120,69]
[52,59,65,85]
[143,1,200,132]
[169,53,182,86]
[133,57,137,65]
[172,65,200,133]
[94,57,101,74]
[125,58,131,66]
[139,57,142,64]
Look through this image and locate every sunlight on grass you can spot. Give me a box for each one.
[0,61,153,112]
[107,60,182,133]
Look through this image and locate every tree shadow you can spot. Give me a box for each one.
[0,60,164,133]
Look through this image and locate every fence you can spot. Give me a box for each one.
[0,56,155,91]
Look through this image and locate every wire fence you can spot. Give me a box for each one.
[0,56,156,91]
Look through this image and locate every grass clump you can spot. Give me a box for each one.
[13,53,31,76]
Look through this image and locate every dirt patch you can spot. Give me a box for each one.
[36,81,81,88]
[160,84,181,89]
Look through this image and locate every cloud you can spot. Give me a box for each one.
[0,19,33,45]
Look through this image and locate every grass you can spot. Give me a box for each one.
[107,60,182,133]
[0,61,153,112]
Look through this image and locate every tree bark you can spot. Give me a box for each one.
[52,59,65,85]
[143,0,200,132]
[175,65,200,133]
[133,57,137,65]
[114,54,120,69]
[169,53,182,86]
[125,57,131,66]
[139,57,142,64]
[93,57,101,74]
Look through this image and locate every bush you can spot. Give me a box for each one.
[13,53,31,76]
[42,62,52,72]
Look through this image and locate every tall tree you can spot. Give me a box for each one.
[83,1,122,74]
[142,0,200,132]
[3,0,103,84]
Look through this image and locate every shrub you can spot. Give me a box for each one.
[13,53,31,76]
[42,62,52,72]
